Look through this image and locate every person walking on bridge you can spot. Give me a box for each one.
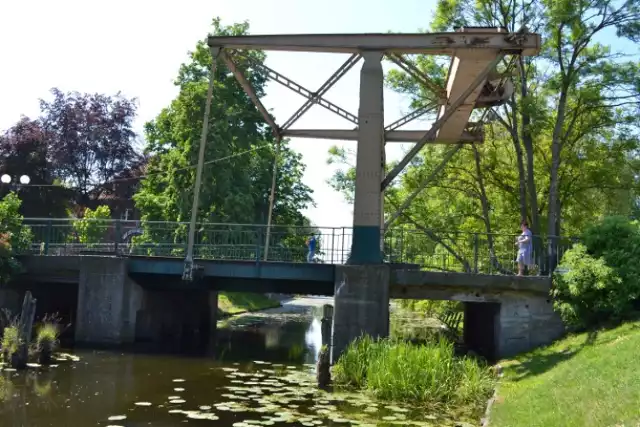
[515,220,533,276]
[306,233,317,263]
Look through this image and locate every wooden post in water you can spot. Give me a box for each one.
[13,291,36,369]
[317,304,333,389]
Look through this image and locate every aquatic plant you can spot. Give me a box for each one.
[332,336,496,413]
[1,325,20,362]
[35,315,62,365]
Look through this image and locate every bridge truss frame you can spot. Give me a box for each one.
[182,29,541,281]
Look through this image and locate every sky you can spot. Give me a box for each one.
[0,0,443,228]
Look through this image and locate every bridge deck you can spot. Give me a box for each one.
[17,255,552,301]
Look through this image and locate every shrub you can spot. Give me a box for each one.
[73,205,111,245]
[1,325,20,360]
[553,244,624,328]
[582,216,640,303]
[0,193,32,284]
[332,336,495,411]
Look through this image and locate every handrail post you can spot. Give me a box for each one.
[43,219,52,255]
[473,233,479,273]
[331,228,336,264]
[114,219,122,255]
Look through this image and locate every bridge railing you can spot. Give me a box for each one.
[17,218,577,274]
[18,218,354,264]
[383,229,577,275]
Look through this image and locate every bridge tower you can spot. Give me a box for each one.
[186,28,541,362]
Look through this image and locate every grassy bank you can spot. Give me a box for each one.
[332,336,495,418]
[490,321,640,427]
[217,292,282,317]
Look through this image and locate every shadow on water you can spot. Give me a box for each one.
[0,297,457,427]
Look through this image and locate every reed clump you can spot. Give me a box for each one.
[332,336,495,413]
[35,315,61,365]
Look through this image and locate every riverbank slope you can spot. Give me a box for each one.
[490,320,640,427]
[217,292,282,317]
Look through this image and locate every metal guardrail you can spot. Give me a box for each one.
[15,218,577,274]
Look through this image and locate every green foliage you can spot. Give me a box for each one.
[582,216,640,293]
[553,244,623,328]
[72,205,111,245]
[0,193,32,284]
[333,336,495,412]
[327,0,640,272]
[36,321,60,349]
[134,18,313,239]
[1,325,20,358]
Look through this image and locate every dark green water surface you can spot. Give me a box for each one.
[0,297,457,427]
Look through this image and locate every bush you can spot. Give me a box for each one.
[582,216,640,302]
[73,205,111,245]
[332,336,495,411]
[553,244,624,328]
[0,193,32,284]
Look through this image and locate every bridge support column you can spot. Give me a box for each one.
[496,295,564,358]
[331,264,390,364]
[350,51,385,264]
[75,257,142,345]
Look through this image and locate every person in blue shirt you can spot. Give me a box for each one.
[515,220,533,276]
[306,234,317,263]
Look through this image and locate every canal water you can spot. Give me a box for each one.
[0,297,462,427]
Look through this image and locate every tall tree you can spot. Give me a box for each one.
[39,88,141,208]
[133,18,313,252]
[327,1,640,272]
[0,117,71,217]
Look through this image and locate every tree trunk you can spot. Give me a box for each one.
[472,146,510,274]
[518,57,540,236]
[547,89,569,273]
[512,129,528,222]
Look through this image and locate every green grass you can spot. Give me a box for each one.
[490,321,640,427]
[332,336,495,416]
[217,292,281,317]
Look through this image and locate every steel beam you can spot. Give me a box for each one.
[184,47,221,281]
[282,54,361,130]
[280,129,481,143]
[384,144,463,230]
[244,57,358,125]
[263,136,281,261]
[381,53,505,190]
[221,51,280,137]
[208,31,541,56]
[384,104,437,132]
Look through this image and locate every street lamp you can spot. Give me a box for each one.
[0,174,31,188]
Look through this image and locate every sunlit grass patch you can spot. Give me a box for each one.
[332,336,495,415]
[490,320,640,427]
[217,292,281,316]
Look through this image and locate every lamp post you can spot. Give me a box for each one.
[0,174,31,190]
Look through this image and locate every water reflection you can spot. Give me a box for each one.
[305,317,322,362]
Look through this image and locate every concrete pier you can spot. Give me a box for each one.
[75,257,142,344]
[331,264,390,364]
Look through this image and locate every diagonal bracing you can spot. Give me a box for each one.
[240,53,359,126]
